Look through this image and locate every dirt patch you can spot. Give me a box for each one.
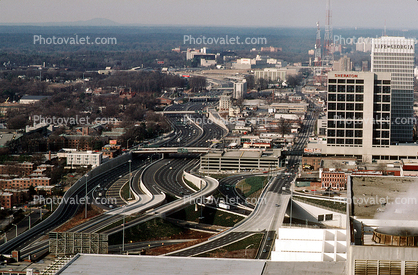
[54,205,103,232]
[143,230,213,255]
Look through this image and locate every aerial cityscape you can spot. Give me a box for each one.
[0,1,417,274]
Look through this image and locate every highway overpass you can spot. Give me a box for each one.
[132,147,216,155]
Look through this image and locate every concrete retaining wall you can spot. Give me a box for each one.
[183,171,206,190]
[208,111,229,135]
[289,200,346,228]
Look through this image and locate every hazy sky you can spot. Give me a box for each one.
[1,0,418,29]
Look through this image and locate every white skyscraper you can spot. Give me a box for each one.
[371,36,415,143]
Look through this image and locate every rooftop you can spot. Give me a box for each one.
[56,254,346,275]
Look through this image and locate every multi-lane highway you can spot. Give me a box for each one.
[0,154,145,254]
[167,95,319,259]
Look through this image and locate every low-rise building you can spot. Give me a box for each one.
[66,151,102,168]
[0,192,13,209]
[321,172,347,190]
[200,149,281,173]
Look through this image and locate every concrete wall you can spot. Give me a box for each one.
[208,111,229,135]
[289,200,346,228]
[272,228,347,262]
[183,171,206,190]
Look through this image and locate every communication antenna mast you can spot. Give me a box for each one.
[323,0,333,66]
[314,21,322,67]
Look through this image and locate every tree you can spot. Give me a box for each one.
[245,75,255,90]
[7,114,28,129]
[286,73,303,87]
[188,76,207,92]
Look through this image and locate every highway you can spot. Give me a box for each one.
[0,154,144,254]
[167,93,319,258]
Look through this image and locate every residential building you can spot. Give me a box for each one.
[233,80,247,99]
[0,192,12,209]
[219,95,232,111]
[66,151,102,168]
[333,56,352,71]
[254,68,287,82]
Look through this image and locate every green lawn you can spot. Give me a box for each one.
[236,176,267,197]
[195,233,263,258]
[168,205,244,227]
[108,218,186,245]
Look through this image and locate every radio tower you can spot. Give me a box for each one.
[314,22,322,67]
[323,0,333,66]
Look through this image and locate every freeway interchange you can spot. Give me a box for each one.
[0,97,317,261]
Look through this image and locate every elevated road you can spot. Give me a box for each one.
[167,92,319,258]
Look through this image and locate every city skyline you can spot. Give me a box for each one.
[1,0,418,29]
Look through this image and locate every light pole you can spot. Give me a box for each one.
[122,206,126,253]
[128,160,132,200]
[122,215,125,253]
[12,224,17,238]
[245,244,254,257]
[85,174,89,219]
[126,138,132,150]
[290,181,293,228]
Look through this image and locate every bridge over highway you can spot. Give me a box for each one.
[132,147,216,154]
[156,110,207,115]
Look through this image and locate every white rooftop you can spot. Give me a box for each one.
[58,254,266,275]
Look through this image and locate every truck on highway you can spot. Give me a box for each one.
[218,202,231,210]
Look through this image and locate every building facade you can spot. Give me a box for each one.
[233,80,247,99]
[254,68,287,82]
[307,71,418,162]
[371,36,415,143]
[66,151,102,168]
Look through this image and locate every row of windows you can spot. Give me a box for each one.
[374,95,391,102]
[372,139,390,146]
[328,121,364,128]
[328,85,364,93]
[328,102,364,111]
[328,112,363,119]
[374,86,391,93]
[327,138,363,145]
[327,129,363,137]
[374,104,390,111]
[328,79,364,84]
[373,131,390,139]
[328,94,365,102]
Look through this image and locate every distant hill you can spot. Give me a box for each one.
[0,18,119,27]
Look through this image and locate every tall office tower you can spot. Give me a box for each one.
[371,36,415,143]
[327,72,391,154]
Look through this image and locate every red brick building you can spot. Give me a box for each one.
[0,177,51,189]
[321,172,347,190]
[0,192,13,209]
